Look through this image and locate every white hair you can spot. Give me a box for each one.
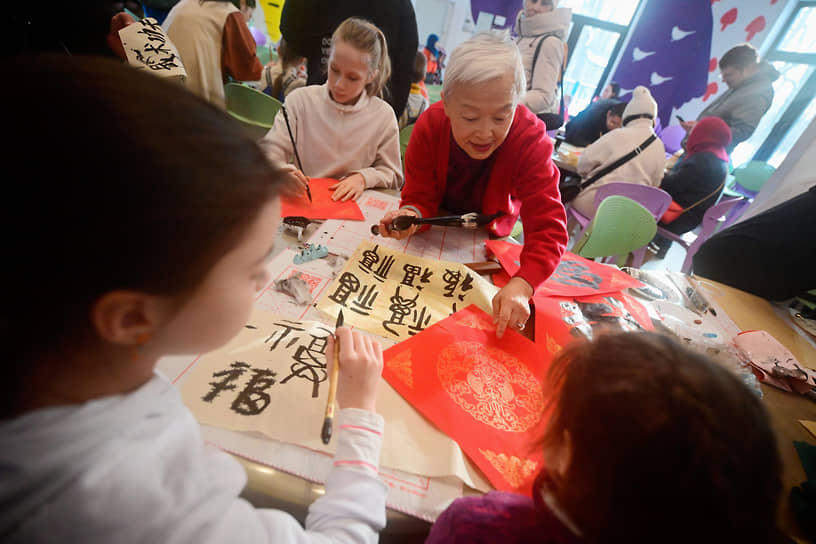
[442,30,526,104]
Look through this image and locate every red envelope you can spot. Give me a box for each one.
[280,178,365,220]
[485,240,644,297]
[382,305,551,495]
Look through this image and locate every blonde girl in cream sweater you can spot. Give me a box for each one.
[262,17,403,202]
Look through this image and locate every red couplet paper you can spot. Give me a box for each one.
[280,178,365,221]
[382,305,551,495]
[485,240,644,297]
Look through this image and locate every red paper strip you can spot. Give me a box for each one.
[382,305,551,495]
[484,240,644,297]
[280,178,365,220]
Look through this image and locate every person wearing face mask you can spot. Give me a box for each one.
[513,0,571,129]
[376,31,568,340]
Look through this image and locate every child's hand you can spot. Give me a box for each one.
[327,327,383,413]
[283,164,310,196]
[329,174,366,201]
[377,209,419,240]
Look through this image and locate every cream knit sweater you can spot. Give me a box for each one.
[261,84,403,190]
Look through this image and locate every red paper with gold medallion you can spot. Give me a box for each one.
[382,304,552,495]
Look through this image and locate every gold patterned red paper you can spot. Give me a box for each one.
[382,305,551,495]
[485,240,644,297]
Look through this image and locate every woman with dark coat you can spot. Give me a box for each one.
[659,116,732,234]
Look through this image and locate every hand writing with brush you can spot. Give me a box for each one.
[322,319,383,444]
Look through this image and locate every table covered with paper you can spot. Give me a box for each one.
[158,188,816,529]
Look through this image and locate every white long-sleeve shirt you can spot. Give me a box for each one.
[0,374,387,543]
[261,84,403,190]
[571,118,666,217]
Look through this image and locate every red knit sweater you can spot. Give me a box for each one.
[401,101,567,290]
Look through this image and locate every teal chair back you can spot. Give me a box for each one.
[729,160,776,193]
[572,195,657,267]
[224,82,282,140]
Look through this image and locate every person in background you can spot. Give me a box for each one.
[280,0,418,120]
[399,51,430,129]
[570,86,666,218]
[650,117,732,257]
[262,17,402,202]
[260,37,307,101]
[0,53,387,543]
[514,0,571,129]
[564,99,626,147]
[599,81,620,100]
[163,0,262,109]
[425,331,784,544]
[423,33,442,83]
[681,43,779,153]
[141,0,179,24]
[377,31,568,339]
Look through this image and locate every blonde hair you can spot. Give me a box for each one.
[331,17,392,99]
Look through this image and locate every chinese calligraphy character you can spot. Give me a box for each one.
[265,320,306,350]
[400,264,434,290]
[382,286,420,336]
[231,367,278,415]
[280,333,329,397]
[328,272,361,306]
[442,269,474,300]
[202,361,250,402]
[350,283,380,316]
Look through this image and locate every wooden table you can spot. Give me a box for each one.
[696,277,816,543]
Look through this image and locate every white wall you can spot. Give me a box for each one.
[738,117,816,222]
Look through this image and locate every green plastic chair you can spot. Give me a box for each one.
[399,122,415,170]
[224,82,282,140]
[571,195,658,267]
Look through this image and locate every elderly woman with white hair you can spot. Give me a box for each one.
[376,31,568,338]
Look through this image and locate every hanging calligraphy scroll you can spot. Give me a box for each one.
[485,240,644,297]
[180,307,493,490]
[316,240,498,341]
[280,178,365,221]
[382,305,551,495]
[119,17,186,81]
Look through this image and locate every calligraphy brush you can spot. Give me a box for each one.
[322,309,344,444]
[370,211,505,235]
[280,104,312,203]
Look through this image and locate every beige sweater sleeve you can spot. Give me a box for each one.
[350,109,403,190]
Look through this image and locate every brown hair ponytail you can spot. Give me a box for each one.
[331,17,392,99]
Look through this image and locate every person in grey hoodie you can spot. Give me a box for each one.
[514,0,571,125]
[681,43,780,153]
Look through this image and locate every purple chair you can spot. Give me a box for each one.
[655,196,744,274]
[567,182,672,267]
[659,125,686,155]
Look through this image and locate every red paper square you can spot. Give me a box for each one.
[382,305,551,495]
[485,240,644,297]
[280,178,365,220]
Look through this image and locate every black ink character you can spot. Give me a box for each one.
[350,283,380,316]
[231,367,277,415]
[550,260,603,290]
[382,286,420,336]
[400,264,434,290]
[265,320,306,350]
[328,272,361,306]
[280,334,330,397]
[202,361,250,402]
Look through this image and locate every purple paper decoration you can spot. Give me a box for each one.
[470,0,524,31]
[611,0,713,128]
